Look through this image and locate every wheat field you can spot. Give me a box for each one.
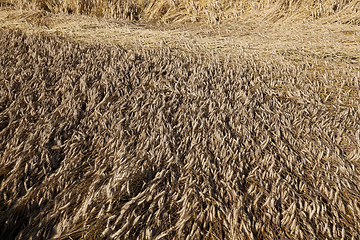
[6,0,360,24]
[1,1,360,240]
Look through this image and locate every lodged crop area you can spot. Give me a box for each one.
[1,26,360,239]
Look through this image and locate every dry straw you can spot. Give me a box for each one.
[0,26,360,239]
[1,0,360,239]
[7,0,360,24]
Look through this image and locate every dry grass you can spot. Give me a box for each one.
[7,0,360,24]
